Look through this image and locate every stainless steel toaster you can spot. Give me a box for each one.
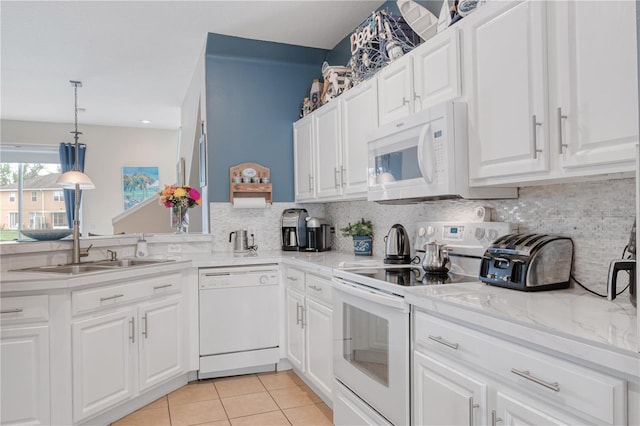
[479,234,574,291]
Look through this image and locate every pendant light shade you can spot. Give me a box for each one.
[57,80,94,190]
[57,170,95,189]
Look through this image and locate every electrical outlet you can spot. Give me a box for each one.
[168,244,182,253]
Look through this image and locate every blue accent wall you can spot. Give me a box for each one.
[205,33,327,202]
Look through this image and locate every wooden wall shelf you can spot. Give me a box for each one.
[229,162,272,204]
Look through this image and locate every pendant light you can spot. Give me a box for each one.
[56,80,95,189]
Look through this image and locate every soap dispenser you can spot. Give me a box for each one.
[136,234,149,258]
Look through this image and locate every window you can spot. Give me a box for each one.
[29,212,46,229]
[8,212,18,229]
[51,212,67,228]
[0,145,61,241]
[53,191,64,202]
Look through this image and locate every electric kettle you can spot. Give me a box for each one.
[384,224,412,264]
[229,229,249,253]
[422,241,451,274]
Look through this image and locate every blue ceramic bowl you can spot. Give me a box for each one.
[20,229,73,241]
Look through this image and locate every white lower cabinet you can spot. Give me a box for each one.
[413,351,486,426]
[412,308,627,425]
[71,275,184,423]
[284,267,333,403]
[1,325,50,425]
[0,295,51,426]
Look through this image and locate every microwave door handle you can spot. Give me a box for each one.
[417,123,433,183]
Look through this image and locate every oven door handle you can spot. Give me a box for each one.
[333,279,406,310]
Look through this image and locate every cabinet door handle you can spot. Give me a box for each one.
[301,306,305,329]
[557,107,568,154]
[0,308,23,314]
[296,302,302,326]
[334,167,341,189]
[468,397,479,426]
[100,294,124,302]
[142,313,148,338]
[510,368,560,392]
[428,335,459,350]
[153,284,172,290]
[129,317,135,343]
[340,166,346,187]
[308,175,313,192]
[531,115,543,159]
[308,285,322,291]
[402,96,409,105]
[491,410,503,426]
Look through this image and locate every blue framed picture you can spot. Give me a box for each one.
[122,166,160,210]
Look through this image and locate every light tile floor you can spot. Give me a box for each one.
[112,370,333,426]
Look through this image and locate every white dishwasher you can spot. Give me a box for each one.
[198,264,279,379]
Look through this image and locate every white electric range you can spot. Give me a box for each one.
[332,221,515,426]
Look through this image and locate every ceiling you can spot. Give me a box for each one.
[1,1,385,130]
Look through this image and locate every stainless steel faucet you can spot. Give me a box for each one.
[106,249,118,261]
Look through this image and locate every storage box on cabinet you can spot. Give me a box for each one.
[413,309,626,425]
[1,295,51,425]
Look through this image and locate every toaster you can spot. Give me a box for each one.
[479,234,574,291]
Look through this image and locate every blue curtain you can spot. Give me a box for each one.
[59,143,87,228]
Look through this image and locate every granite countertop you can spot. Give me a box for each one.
[405,282,639,371]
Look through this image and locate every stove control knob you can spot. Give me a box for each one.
[418,227,426,237]
[426,226,435,237]
[260,275,269,284]
[487,229,499,242]
[474,227,486,240]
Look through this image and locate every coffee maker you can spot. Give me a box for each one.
[305,217,333,252]
[281,208,308,251]
[608,219,636,307]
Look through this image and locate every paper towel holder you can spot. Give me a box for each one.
[229,162,272,207]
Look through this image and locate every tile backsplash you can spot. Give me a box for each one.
[210,178,636,294]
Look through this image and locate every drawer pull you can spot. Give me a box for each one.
[100,294,124,302]
[428,335,459,350]
[510,368,560,392]
[0,308,24,314]
[153,284,172,290]
[287,276,299,281]
[309,285,322,291]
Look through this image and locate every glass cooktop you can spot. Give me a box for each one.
[348,266,477,287]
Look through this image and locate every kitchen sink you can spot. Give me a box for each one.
[13,258,174,275]
[92,258,173,267]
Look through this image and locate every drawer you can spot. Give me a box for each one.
[413,310,625,424]
[305,273,332,306]
[284,267,306,291]
[0,295,49,324]
[72,274,181,315]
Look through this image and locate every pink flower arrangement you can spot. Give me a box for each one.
[158,185,202,209]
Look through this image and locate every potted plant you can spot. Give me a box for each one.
[340,218,373,256]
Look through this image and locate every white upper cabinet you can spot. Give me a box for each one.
[341,80,378,197]
[377,54,414,127]
[377,29,462,128]
[413,28,462,113]
[467,1,549,181]
[314,101,343,199]
[549,1,638,173]
[293,116,315,201]
[466,0,638,185]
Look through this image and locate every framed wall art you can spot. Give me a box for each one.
[122,166,160,210]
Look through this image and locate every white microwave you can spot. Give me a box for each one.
[367,102,516,202]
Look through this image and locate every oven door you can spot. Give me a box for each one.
[332,278,409,426]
